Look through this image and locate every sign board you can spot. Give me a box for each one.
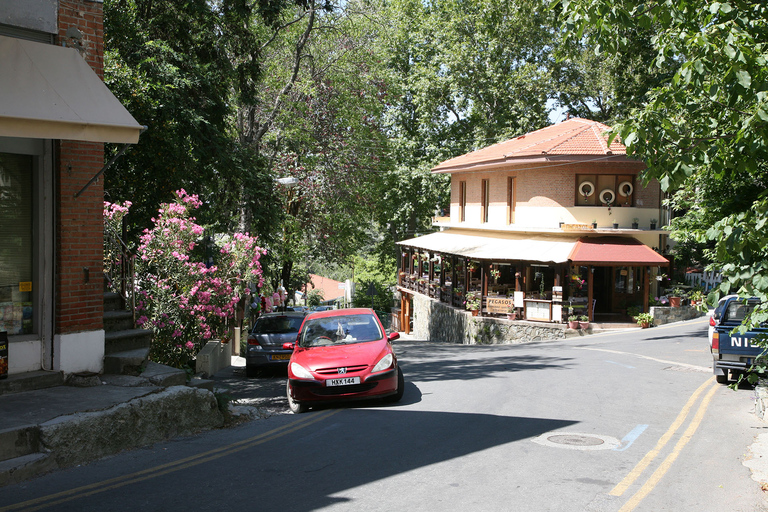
[19,282,32,292]
[514,291,525,308]
[486,296,514,314]
[563,223,594,231]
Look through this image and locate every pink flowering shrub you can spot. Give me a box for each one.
[103,200,133,293]
[117,190,266,368]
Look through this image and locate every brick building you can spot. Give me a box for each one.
[0,0,143,375]
[397,118,670,329]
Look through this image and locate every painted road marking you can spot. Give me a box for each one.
[609,378,715,497]
[618,381,719,512]
[606,360,635,369]
[0,409,341,512]
[614,424,648,452]
[576,346,710,373]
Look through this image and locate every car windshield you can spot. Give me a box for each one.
[299,314,383,347]
[252,316,303,335]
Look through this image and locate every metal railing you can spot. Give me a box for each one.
[103,227,136,324]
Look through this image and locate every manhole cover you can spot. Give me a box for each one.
[547,434,604,446]
[532,432,621,451]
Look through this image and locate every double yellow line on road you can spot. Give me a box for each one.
[1,409,340,512]
[611,377,720,511]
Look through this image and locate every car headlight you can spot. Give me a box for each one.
[372,353,393,373]
[290,362,313,380]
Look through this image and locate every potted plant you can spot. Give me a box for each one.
[688,289,709,312]
[636,312,654,328]
[591,220,597,229]
[568,314,580,329]
[668,287,685,308]
[627,305,641,319]
[631,218,639,229]
[507,305,517,320]
[650,218,657,230]
[613,221,619,229]
[578,315,590,330]
[465,291,481,316]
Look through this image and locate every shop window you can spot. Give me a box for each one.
[0,153,33,334]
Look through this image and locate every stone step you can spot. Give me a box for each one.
[103,347,150,375]
[0,452,56,487]
[105,328,152,355]
[103,291,125,312]
[140,362,187,387]
[103,309,134,333]
[0,425,40,462]
[0,370,64,396]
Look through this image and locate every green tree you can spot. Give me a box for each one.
[560,0,768,324]
[351,254,396,313]
[103,0,283,241]
[375,0,557,256]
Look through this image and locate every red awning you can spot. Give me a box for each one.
[569,237,669,266]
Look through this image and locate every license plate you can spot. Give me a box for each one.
[326,376,361,387]
[270,354,291,361]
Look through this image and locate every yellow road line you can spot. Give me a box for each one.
[1,409,339,512]
[619,381,719,511]
[609,377,716,497]
[575,346,710,372]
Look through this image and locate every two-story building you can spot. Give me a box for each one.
[1,0,143,378]
[396,118,669,332]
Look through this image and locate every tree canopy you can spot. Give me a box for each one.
[560,0,768,321]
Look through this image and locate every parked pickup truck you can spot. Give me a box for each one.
[711,296,767,384]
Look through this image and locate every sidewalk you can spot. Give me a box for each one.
[0,358,249,486]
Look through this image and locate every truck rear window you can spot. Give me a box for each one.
[725,301,757,322]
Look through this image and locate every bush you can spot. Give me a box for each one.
[112,190,266,369]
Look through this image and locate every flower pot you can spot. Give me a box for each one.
[507,313,517,320]
[471,309,479,316]
[631,222,639,229]
[579,321,590,330]
[641,321,651,329]
[591,222,597,229]
[568,320,580,329]
[650,223,656,230]
[669,296,681,308]
[613,222,619,229]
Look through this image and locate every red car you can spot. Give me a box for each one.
[285,308,404,413]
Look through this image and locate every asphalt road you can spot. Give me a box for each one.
[2,317,767,511]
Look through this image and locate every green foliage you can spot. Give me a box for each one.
[306,289,324,308]
[560,0,768,331]
[351,254,396,312]
[635,312,653,326]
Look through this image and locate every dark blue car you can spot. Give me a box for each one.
[246,312,306,377]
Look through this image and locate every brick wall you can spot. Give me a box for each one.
[55,0,105,334]
[450,161,660,214]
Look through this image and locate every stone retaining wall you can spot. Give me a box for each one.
[411,294,566,345]
[650,305,707,325]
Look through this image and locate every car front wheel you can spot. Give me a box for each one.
[287,382,308,413]
[384,366,405,403]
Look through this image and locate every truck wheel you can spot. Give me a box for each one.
[715,371,729,384]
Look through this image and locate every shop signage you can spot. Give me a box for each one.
[487,296,514,314]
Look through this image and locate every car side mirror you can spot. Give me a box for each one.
[388,332,400,341]
[282,342,296,350]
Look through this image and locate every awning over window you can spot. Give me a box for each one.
[0,35,143,144]
[569,237,669,266]
[397,231,578,264]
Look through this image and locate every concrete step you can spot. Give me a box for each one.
[0,452,56,487]
[103,309,135,333]
[140,362,187,387]
[103,347,150,375]
[103,291,125,312]
[0,425,40,462]
[105,328,152,355]
[0,370,64,396]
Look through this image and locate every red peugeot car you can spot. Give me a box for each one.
[285,308,404,413]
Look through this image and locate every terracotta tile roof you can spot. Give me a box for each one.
[569,237,669,266]
[432,118,629,173]
[305,274,344,302]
